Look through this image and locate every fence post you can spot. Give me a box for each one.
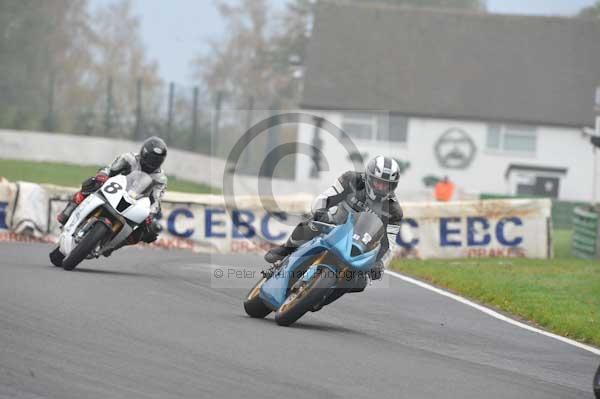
[310,116,324,178]
[212,90,223,157]
[44,71,56,132]
[261,102,280,177]
[134,78,143,140]
[166,82,175,145]
[242,96,255,170]
[190,86,199,150]
[105,77,113,135]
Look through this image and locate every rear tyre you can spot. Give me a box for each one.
[62,223,110,271]
[49,247,65,267]
[594,364,600,399]
[275,268,337,327]
[243,277,272,318]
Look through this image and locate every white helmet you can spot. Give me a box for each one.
[365,156,400,200]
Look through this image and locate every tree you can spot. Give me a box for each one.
[0,0,93,130]
[194,0,316,110]
[366,0,484,10]
[194,0,276,108]
[270,0,315,105]
[74,0,162,138]
[580,1,600,18]
[0,0,162,138]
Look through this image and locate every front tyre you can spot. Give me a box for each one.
[62,223,110,271]
[275,268,337,327]
[243,277,272,318]
[49,247,65,267]
[594,364,600,399]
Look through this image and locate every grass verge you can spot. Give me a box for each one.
[391,229,600,347]
[0,159,217,194]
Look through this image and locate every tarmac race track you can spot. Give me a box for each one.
[0,242,597,399]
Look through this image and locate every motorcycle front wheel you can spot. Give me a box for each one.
[274,268,337,327]
[62,222,110,271]
[243,277,272,318]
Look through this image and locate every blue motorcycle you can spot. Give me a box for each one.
[244,210,384,326]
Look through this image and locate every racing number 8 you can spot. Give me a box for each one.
[104,182,122,194]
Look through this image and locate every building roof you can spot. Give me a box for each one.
[301,1,600,127]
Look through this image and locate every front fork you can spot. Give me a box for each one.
[74,208,122,257]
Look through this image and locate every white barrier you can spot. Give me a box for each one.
[0,181,552,259]
[0,129,321,197]
[0,129,483,201]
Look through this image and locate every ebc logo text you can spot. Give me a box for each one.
[395,216,524,249]
[0,202,7,229]
[166,208,288,242]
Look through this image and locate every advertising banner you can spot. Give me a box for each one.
[0,182,552,259]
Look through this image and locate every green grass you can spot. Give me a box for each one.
[0,159,217,194]
[391,229,600,347]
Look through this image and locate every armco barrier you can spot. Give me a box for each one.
[0,181,553,259]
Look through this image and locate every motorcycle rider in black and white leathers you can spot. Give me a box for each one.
[264,156,403,302]
[56,136,168,247]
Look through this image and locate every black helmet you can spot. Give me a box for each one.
[365,155,400,200]
[140,136,167,173]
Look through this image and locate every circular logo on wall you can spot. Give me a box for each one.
[434,128,477,169]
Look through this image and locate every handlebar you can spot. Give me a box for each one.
[308,220,336,232]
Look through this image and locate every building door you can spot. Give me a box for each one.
[533,176,560,198]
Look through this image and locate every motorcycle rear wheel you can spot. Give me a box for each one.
[274,268,337,327]
[243,277,272,318]
[62,223,110,271]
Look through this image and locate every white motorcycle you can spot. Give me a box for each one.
[49,171,153,271]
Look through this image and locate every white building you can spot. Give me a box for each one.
[294,2,600,202]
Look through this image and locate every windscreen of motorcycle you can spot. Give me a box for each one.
[126,171,153,199]
[352,212,384,251]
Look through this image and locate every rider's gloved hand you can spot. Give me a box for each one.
[143,215,162,241]
[146,215,161,230]
[369,260,384,280]
[313,208,332,223]
[81,172,109,195]
[95,172,109,184]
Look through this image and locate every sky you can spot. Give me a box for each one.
[91,0,597,85]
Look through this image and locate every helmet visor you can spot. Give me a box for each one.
[368,174,398,196]
[141,152,165,171]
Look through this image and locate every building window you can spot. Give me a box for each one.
[342,112,408,143]
[342,112,377,140]
[377,114,408,143]
[487,124,537,154]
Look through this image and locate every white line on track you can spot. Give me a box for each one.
[384,270,600,356]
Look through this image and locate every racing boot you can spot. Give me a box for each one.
[262,240,298,278]
[264,244,295,264]
[263,222,315,264]
[102,236,135,257]
[57,174,108,226]
[56,192,86,226]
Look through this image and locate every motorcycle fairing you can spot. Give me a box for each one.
[59,174,151,256]
[59,194,105,255]
[101,175,150,224]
